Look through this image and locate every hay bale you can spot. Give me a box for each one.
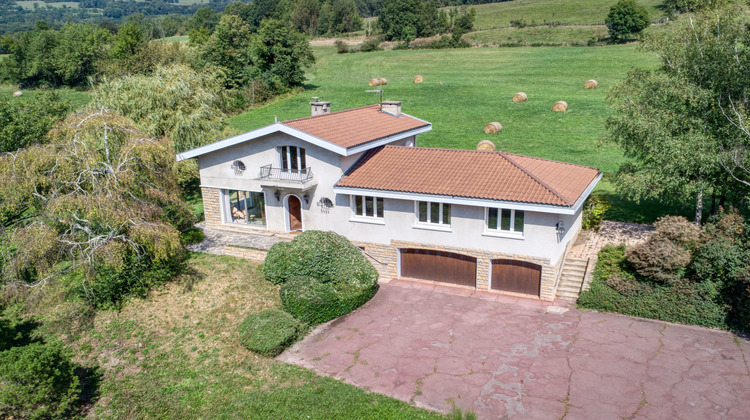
[477,140,496,151]
[584,79,598,89]
[413,75,423,83]
[12,91,23,97]
[437,81,444,86]
[512,92,527,103]
[377,77,387,86]
[484,122,502,134]
[552,101,568,112]
[369,78,379,86]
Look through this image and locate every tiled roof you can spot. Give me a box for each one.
[282,105,430,149]
[336,146,601,207]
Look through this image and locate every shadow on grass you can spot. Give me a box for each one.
[75,365,103,415]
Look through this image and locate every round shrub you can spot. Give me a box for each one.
[238,309,301,357]
[263,231,378,285]
[179,227,205,245]
[0,341,81,419]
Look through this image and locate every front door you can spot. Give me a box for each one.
[287,195,302,232]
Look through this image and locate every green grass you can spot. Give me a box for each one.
[454,0,665,30]
[12,252,442,418]
[231,45,658,174]
[163,35,190,43]
[466,24,609,46]
[15,1,79,10]
[0,86,91,111]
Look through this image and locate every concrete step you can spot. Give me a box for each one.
[564,261,589,268]
[556,292,580,299]
[565,258,589,265]
[559,277,584,285]
[562,265,587,272]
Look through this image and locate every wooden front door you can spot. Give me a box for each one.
[400,249,476,287]
[491,259,542,296]
[287,195,302,232]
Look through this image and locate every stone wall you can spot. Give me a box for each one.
[202,187,222,228]
[355,239,561,301]
[223,245,268,262]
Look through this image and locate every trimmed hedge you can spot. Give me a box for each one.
[263,231,378,285]
[280,276,378,325]
[238,309,301,357]
[265,231,379,325]
[0,341,81,419]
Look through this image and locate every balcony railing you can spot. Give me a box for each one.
[258,164,314,183]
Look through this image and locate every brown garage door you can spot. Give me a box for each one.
[491,259,542,296]
[400,249,476,287]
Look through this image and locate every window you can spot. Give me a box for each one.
[279,146,306,172]
[225,190,266,226]
[416,201,451,226]
[487,208,524,234]
[353,195,384,219]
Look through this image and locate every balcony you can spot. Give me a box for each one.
[257,164,317,190]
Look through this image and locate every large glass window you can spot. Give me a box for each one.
[416,201,451,226]
[487,208,524,234]
[279,146,306,172]
[227,190,266,226]
[353,195,384,219]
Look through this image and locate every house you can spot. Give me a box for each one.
[177,101,602,300]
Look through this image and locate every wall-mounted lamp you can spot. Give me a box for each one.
[303,194,309,204]
[556,220,565,236]
[274,190,281,201]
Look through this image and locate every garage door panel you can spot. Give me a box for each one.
[491,259,541,296]
[400,249,476,287]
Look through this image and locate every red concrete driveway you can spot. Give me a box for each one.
[279,280,750,419]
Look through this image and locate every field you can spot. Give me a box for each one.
[461,0,665,30]
[0,85,92,110]
[465,24,610,46]
[15,1,80,10]
[13,252,441,418]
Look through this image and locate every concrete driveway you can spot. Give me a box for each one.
[279,280,750,419]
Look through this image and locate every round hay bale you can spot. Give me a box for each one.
[369,78,379,86]
[512,92,527,103]
[584,79,598,89]
[12,91,23,97]
[413,75,423,84]
[477,140,496,151]
[377,77,387,86]
[552,101,568,112]
[484,122,502,134]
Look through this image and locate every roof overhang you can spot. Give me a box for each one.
[333,171,602,216]
[175,119,433,161]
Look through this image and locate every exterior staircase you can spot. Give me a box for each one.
[556,257,590,301]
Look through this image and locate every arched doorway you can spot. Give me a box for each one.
[285,195,303,233]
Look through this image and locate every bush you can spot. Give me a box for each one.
[238,309,301,357]
[358,37,382,52]
[280,276,339,324]
[179,228,205,245]
[605,0,650,42]
[582,195,611,230]
[334,40,350,54]
[626,216,698,283]
[263,231,378,286]
[0,341,81,419]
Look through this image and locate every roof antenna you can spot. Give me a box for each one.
[365,88,383,110]
[274,115,278,123]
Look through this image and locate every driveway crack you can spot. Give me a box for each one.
[560,310,582,420]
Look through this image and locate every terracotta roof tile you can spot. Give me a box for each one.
[336,146,601,207]
[282,105,430,149]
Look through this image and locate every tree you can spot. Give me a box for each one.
[606,6,750,224]
[378,0,440,41]
[291,0,321,35]
[92,64,227,153]
[0,111,190,307]
[110,21,145,60]
[251,19,314,92]
[0,91,70,153]
[605,0,650,42]
[318,0,363,35]
[53,23,112,85]
[199,14,254,89]
[188,6,219,32]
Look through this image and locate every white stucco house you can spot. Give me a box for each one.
[177,101,601,300]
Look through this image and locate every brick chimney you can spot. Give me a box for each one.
[381,100,401,117]
[310,101,331,116]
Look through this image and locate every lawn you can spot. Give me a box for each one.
[0,85,92,111]
[14,252,443,419]
[465,24,610,46]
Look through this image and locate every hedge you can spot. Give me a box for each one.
[238,309,301,357]
[0,341,81,419]
[263,231,378,285]
[280,276,378,325]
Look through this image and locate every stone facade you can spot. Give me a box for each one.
[202,187,222,228]
[223,245,268,262]
[355,239,561,301]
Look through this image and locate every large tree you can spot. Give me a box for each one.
[378,0,440,41]
[605,0,650,42]
[251,19,314,92]
[606,5,750,224]
[0,91,70,153]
